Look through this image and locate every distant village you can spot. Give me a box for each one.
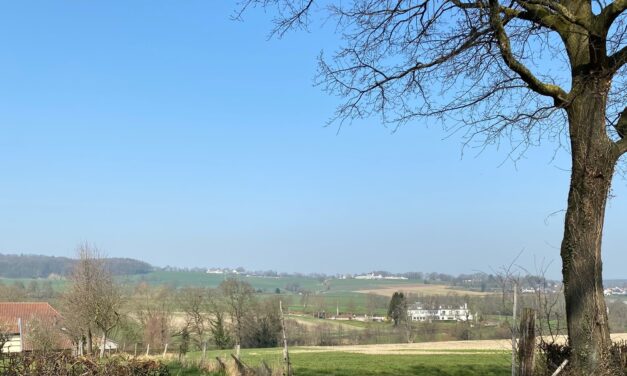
[604,286,627,296]
[192,265,627,298]
[205,268,408,280]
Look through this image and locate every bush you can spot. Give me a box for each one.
[537,341,571,375]
[537,341,627,376]
[0,353,170,376]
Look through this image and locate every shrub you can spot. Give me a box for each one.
[0,353,170,376]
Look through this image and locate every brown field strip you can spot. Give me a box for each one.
[355,284,494,297]
[290,333,627,355]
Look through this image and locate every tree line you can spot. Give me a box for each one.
[0,253,153,278]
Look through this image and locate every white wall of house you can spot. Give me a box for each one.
[2,334,22,353]
[408,304,473,322]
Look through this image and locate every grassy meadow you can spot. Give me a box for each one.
[169,346,512,376]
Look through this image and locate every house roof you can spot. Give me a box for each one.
[0,302,72,351]
[0,302,62,333]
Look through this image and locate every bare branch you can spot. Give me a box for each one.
[615,108,627,154]
[451,0,569,31]
[235,0,316,37]
[488,0,568,104]
[609,44,627,73]
[597,0,627,29]
[518,0,593,32]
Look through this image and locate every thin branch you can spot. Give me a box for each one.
[614,108,627,154]
[609,45,627,74]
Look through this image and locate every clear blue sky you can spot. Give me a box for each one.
[0,1,625,278]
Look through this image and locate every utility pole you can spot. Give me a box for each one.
[511,282,518,376]
[18,318,23,353]
[280,300,293,376]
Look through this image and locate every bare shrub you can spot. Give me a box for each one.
[0,353,169,376]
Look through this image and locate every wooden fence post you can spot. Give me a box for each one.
[231,354,248,376]
[518,308,536,376]
[216,357,227,372]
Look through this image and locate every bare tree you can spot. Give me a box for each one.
[134,284,174,352]
[239,0,627,372]
[219,278,255,347]
[177,287,213,350]
[62,244,122,356]
[25,317,63,354]
[495,260,523,376]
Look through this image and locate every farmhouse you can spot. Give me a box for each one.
[407,302,473,322]
[0,302,72,353]
[354,273,408,280]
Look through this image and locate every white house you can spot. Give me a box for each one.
[354,273,408,280]
[206,268,225,274]
[355,273,383,280]
[407,302,473,322]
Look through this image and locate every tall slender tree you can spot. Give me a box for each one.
[239,0,627,372]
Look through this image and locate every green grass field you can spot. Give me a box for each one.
[170,347,511,375]
[287,352,510,376]
[121,271,324,291]
[120,270,469,293]
[0,277,67,290]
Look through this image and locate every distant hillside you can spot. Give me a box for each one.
[0,253,153,278]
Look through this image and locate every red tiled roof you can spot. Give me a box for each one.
[0,302,73,351]
[0,302,61,333]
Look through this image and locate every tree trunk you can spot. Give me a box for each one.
[100,332,106,358]
[561,79,618,374]
[87,328,93,355]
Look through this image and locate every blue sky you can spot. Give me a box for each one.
[0,1,625,278]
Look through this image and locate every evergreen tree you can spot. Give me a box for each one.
[387,292,407,326]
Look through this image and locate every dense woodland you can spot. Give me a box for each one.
[0,253,153,278]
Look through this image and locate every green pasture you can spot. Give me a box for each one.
[122,271,424,293]
[0,277,67,291]
[122,271,324,291]
[171,347,511,375]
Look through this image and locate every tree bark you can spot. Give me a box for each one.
[87,328,93,355]
[100,331,106,358]
[561,78,618,374]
